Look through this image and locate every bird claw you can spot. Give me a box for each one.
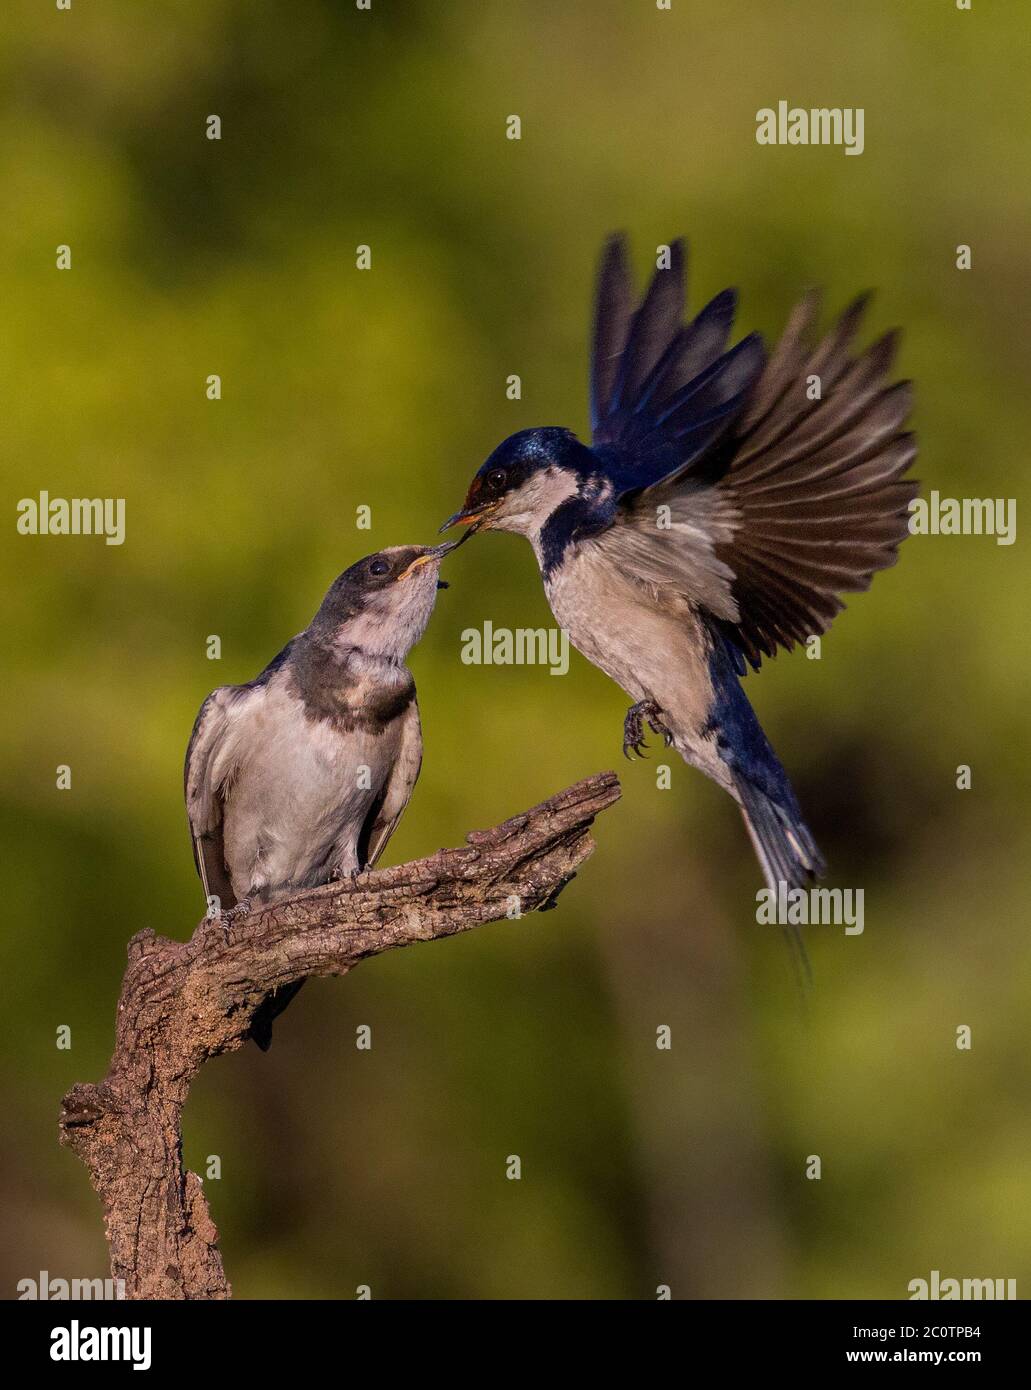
[653,722,674,747]
[331,865,363,885]
[622,700,669,759]
[623,701,651,758]
[203,898,252,942]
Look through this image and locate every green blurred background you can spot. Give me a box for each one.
[3,0,1029,1300]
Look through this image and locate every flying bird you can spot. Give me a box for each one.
[442,235,917,915]
[184,542,456,1046]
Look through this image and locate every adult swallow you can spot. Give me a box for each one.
[442,236,917,929]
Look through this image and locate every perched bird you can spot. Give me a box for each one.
[442,235,917,916]
[184,542,456,1046]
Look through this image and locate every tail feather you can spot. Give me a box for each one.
[736,774,825,891]
[735,774,825,988]
[699,616,826,986]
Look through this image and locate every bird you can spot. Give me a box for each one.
[184,542,456,1046]
[441,234,918,936]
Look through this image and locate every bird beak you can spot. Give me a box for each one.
[438,502,497,534]
[396,539,465,583]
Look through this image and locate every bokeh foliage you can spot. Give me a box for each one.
[2,0,1029,1299]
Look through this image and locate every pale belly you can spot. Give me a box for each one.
[223,712,396,900]
[543,547,732,788]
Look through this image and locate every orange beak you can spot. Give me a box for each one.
[439,500,499,532]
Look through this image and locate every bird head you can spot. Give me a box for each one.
[310,542,460,660]
[440,427,598,541]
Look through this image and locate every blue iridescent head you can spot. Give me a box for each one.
[440,427,598,537]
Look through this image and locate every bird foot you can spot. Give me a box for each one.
[623,700,667,758]
[221,899,254,936]
[201,898,252,942]
[331,865,365,885]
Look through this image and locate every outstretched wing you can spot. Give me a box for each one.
[588,237,917,668]
[709,293,918,668]
[590,234,766,493]
[184,687,244,911]
[357,699,423,869]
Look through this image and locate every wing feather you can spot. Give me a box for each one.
[588,236,766,494]
[585,253,917,669]
[184,687,244,911]
[712,295,917,666]
[358,700,423,869]
[590,234,635,433]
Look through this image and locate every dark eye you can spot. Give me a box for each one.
[368,557,390,577]
[485,467,507,492]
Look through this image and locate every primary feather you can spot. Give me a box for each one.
[588,236,918,669]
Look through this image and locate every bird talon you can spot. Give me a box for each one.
[330,865,367,886]
[329,865,360,884]
[647,716,673,747]
[202,914,231,943]
[623,700,665,759]
[207,898,252,941]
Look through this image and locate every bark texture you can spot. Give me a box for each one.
[58,772,620,1300]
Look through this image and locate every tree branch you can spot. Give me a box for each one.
[58,771,621,1300]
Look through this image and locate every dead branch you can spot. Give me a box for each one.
[58,771,621,1300]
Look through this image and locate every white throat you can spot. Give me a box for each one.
[493,465,580,541]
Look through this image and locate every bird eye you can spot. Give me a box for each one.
[486,467,507,492]
[368,557,390,577]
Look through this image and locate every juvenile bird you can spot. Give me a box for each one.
[442,235,917,911]
[184,543,455,1046]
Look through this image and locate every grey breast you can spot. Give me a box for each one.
[221,665,408,901]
